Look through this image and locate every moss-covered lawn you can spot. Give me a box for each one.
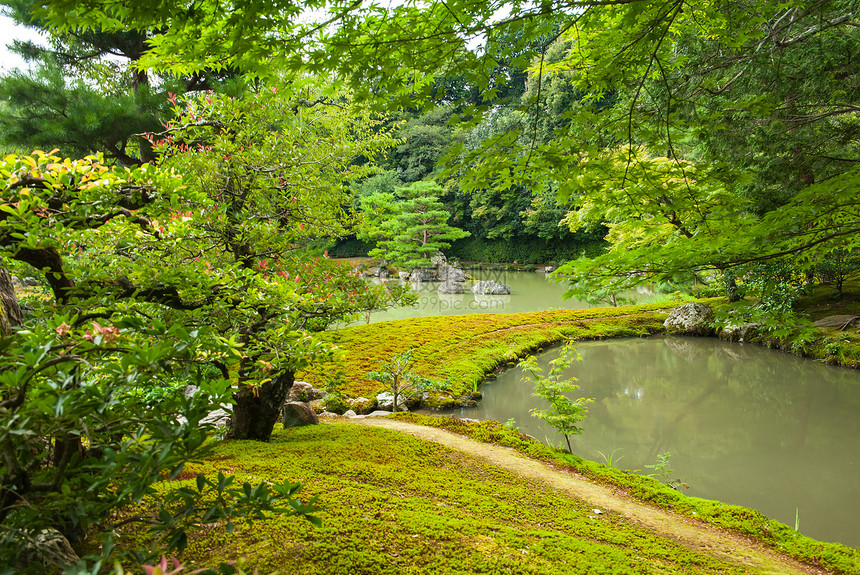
[122,421,827,575]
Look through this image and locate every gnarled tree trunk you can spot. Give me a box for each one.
[228,371,295,441]
[0,266,23,337]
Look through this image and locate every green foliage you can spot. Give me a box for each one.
[0,95,408,567]
[366,349,443,411]
[519,341,591,453]
[448,233,605,264]
[644,452,689,492]
[815,250,860,295]
[361,180,469,269]
[0,315,320,572]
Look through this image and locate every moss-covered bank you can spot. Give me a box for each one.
[301,293,860,413]
[118,420,859,574]
[300,303,670,405]
[391,414,860,575]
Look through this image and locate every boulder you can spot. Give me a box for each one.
[376,392,408,411]
[398,271,411,281]
[200,407,232,427]
[346,396,375,413]
[430,253,447,267]
[281,402,319,428]
[719,322,761,342]
[366,410,394,417]
[663,302,714,336]
[409,268,437,282]
[288,381,326,402]
[471,280,511,295]
[18,528,80,573]
[438,263,466,282]
[544,266,555,273]
[438,280,465,294]
[343,409,357,417]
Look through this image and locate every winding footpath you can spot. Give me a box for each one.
[349,417,827,575]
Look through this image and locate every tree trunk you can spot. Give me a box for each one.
[0,266,23,337]
[228,370,295,441]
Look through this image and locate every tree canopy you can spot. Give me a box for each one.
[1,0,858,570]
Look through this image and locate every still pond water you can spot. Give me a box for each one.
[362,270,657,324]
[450,337,860,548]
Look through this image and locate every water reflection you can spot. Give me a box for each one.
[356,271,664,324]
[453,336,860,548]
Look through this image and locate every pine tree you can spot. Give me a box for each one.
[363,181,469,269]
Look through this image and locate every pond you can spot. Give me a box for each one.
[361,270,659,324]
[450,336,860,548]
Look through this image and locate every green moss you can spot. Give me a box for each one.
[300,303,670,400]
[392,413,860,575]
[119,422,774,574]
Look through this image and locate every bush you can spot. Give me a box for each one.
[448,234,606,264]
[327,236,375,258]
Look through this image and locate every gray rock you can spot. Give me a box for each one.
[319,411,339,417]
[376,392,408,411]
[719,322,761,342]
[438,280,465,294]
[288,381,326,402]
[281,402,319,428]
[200,407,232,427]
[663,302,715,336]
[438,263,466,282]
[430,253,447,267]
[18,528,80,573]
[544,266,555,273]
[343,409,357,417]
[409,268,437,282]
[471,280,511,295]
[366,410,393,417]
[346,396,374,413]
[398,271,411,281]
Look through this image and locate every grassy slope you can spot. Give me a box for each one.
[287,292,860,573]
[132,422,786,575]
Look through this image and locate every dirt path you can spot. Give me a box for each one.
[348,417,827,575]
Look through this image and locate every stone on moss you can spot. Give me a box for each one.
[346,396,375,414]
[719,322,761,342]
[288,381,326,402]
[376,392,408,411]
[663,302,714,336]
[282,402,319,428]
